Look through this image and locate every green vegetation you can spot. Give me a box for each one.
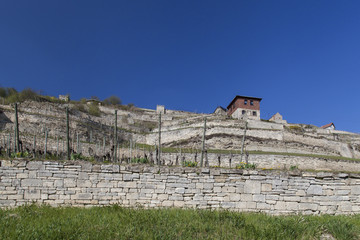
[183,160,198,167]
[131,157,149,164]
[290,165,299,171]
[236,162,256,169]
[88,102,101,117]
[0,205,359,240]
[103,95,122,106]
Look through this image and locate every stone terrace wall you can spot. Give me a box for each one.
[159,153,360,172]
[1,160,360,215]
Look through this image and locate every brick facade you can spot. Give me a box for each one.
[227,96,262,120]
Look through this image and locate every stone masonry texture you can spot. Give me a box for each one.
[0,160,360,215]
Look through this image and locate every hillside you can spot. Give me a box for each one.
[1,100,360,162]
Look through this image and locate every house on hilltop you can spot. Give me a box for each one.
[321,123,335,130]
[227,95,262,120]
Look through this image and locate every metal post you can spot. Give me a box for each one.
[158,113,161,165]
[66,107,70,160]
[114,110,118,161]
[14,103,20,152]
[200,117,207,167]
[240,121,248,162]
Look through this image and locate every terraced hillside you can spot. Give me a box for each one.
[1,100,360,160]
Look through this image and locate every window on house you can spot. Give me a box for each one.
[242,110,246,115]
[250,100,253,105]
[244,99,247,105]
[253,111,257,116]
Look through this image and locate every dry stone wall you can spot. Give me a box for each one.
[1,160,360,215]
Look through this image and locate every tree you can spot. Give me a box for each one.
[103,95,121,105]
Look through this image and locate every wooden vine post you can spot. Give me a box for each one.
[14,103,20,152]
[66,107,70,160]
[158,112,161,165]
[114,110,118,162]
[200,117,207,167]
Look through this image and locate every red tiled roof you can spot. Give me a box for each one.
[320,123,335,129]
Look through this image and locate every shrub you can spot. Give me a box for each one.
[236,162,256,169]
[88,103,101,117]
[183,161,198,167]
[290,165,298,171]
[103,95,121,106]
[131,158,149,164]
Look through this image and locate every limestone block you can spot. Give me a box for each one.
[26,161,44,170]
[244,180,261,194]
[162,201,173,207]
[77,180,92,188]
[253,194,265,202]
[257,202,271,210]
[351,186,360,195]
[24,189,40,199]
[240,194,253,202]
[64,178,76,188]
[298,203,318,211]
[126,193,139,200]
[16,173,28,179]
[283,196,300,202]
[306,185,323,195]
[261,183,272,192]
[175,188,185,194]
[54,179,64,187]
[221,202,236,208]
[169,194,183,201]
[174,201,185,207]
[229,193,241,201]
[222,186,236,193]
[21,179,42,187]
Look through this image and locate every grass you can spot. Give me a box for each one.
[0,204,359,240]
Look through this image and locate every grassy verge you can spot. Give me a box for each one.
[0,205,359,240]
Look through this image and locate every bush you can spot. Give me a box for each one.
[88,103,101,117]
[103,95,121,106]
[236,162,256,169]
[183,161,198,167]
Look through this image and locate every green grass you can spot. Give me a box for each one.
[0,205,359,240]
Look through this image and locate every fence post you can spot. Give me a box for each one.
[7,134,10,156]
[158,113,161,165]
[66,107,70,160]
[14,103,20,152]
[76,132,79,154]
[240,121,248,163]
[200,117,207,167]
[33,135,36,157]
[56,136,59,156]
[44,128,48,157]
[114,110,118,162]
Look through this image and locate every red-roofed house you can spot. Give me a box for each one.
[320,123,335,130]
[227,95,262,120]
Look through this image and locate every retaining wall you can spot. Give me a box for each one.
[1,160,360,215]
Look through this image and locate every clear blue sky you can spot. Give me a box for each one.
[1,1,360,132]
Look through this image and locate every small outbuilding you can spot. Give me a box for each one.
[269,112,287,124]
[213,106,227,115]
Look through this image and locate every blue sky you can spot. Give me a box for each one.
[1,1,360,132]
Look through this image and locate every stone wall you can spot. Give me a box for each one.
[1,160,360,214]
